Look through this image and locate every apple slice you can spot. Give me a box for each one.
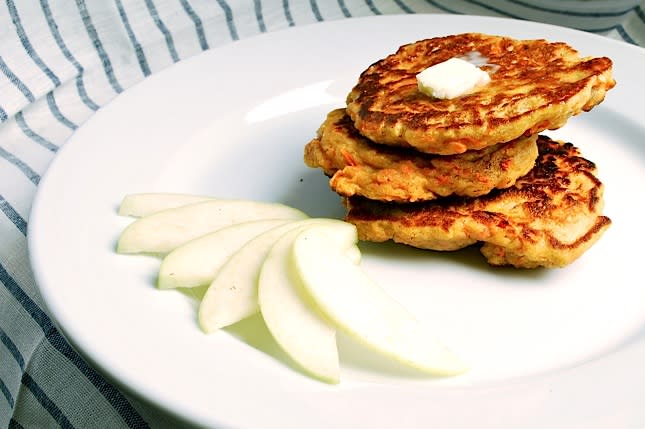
[257,221,358,384]
[116,200,308,254]
[292,228,468,376]
[199,218,360,333]
[118,193,214,217]
[158,219,294,289]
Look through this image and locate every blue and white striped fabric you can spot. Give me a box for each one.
[1,1,644,427]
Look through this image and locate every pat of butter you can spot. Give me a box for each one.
[416,57,491,99]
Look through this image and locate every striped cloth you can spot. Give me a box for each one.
[1,1,643,428]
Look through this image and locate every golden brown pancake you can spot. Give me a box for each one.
[344,135,611,268]
[305,108,538,202]
[346,33,615,155]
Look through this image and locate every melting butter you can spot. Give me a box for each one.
[457,51,501,73]
[416,57,491,99]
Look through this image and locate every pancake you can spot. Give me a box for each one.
[346,33,615,155]
[305,108,538,202]
[344,135,611,268]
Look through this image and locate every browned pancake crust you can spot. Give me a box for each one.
[346,33,615,155]
[344,135,611,268]
[305,108,538,202]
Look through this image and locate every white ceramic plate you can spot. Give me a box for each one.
[29,14,645,429]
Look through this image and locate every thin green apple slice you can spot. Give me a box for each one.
[116,200,308,254]
[118,193,214,217]
[258,222,358,384]
[292,228,468,376]
[199,218,359,333]
[158,219,294,289]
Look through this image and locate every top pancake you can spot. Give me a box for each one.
[346,33,615,155]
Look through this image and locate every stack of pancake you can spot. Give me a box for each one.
[304,33,615,268]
